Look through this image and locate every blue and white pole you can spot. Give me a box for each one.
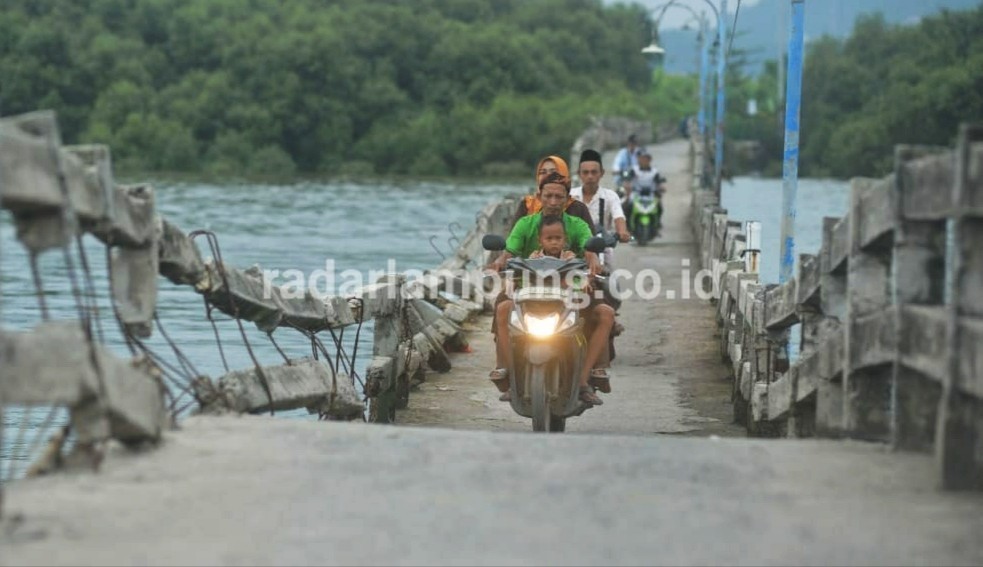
[779,0,805,283]
[713,0,727,198]
[698,15,709,139]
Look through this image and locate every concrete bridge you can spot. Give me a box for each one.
[1,111,982,565]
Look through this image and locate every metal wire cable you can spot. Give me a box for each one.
[73,234,105,345]
[154,312,203,383]
[202,298,231,374]
[267,330,293,365]
[189,230,275,415]
[727,0,742,59]
[347,297,366,383]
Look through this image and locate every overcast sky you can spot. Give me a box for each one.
[624,0,763,30]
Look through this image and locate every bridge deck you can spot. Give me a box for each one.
[2,140,982,566]
[398,139,742,437]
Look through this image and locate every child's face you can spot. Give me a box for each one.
[539,223,566,257]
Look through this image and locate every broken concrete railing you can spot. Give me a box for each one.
[0,110,375,458]
[1,108,520,431]
[1,110,170,459]
[688,123,983,490]
[0,322,169,446]
[193,357,362,418]
[363,195,518,423]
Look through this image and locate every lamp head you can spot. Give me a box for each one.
[641,42,666,56]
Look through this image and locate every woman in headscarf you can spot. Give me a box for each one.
[511,155,596,233]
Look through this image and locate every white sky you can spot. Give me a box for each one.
[631,0,763,30]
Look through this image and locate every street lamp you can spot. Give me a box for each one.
[641,41,666,58]
[641,3,702,67]
[641,3,708,138]
[642,0,727,200]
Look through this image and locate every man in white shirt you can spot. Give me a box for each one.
[571,149,631,269]
[571,148,629,394]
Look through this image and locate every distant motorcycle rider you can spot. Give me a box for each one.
[625,150,667,235]
[612,134,640,211]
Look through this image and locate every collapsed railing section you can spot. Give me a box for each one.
[0,111,171,480]
[363,197,518,423]
[0,109,523,489]
[689,125,983,490]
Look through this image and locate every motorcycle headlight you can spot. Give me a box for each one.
[523,313,559,338]
[509,310,522,332]
[556,311,577,333]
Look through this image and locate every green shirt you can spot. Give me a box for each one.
[506,212,592,258]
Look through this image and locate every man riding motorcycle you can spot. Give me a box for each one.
[612,134,640,218]
[624,150,667,239]
[486,172,613,406]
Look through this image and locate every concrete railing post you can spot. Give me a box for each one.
[366,276,406,424]
[891,145,952,451]
[815,216,847,436]
[936,124,983,490]
[842,178,894,441]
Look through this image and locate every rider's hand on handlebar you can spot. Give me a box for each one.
[581,280,594,296]
[586,254,601,278]
[485,258,504,274]
[617,229,630,243]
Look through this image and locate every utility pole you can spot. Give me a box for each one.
[713,0,727,199]
[698,13,709,139]
[779,0,805,283]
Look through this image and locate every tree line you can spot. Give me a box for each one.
[724,5,983,179]
[0,0,700,179]
[3,1,979,181]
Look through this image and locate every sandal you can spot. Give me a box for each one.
[579,386,603,406]
[489,368,510,393]
[589,368,612,394]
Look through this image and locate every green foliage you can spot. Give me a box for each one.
[719,6,983,179]
[0,0,665,179]
[797,7,983,178]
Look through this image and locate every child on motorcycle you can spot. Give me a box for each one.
[528,214,576,260]
[490,208,611,406]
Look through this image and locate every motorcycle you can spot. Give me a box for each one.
[615,170,634,219]
[628,174,667,246]
[482,234,608,432]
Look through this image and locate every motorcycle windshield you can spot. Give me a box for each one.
[506,257,587,277]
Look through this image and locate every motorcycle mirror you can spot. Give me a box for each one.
[482,234,506,251]
[585,236,607,254]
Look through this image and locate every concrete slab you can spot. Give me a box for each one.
[5,416,983,566]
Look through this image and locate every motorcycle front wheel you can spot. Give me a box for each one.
[549,415,566,432]
[530,364,548,432]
